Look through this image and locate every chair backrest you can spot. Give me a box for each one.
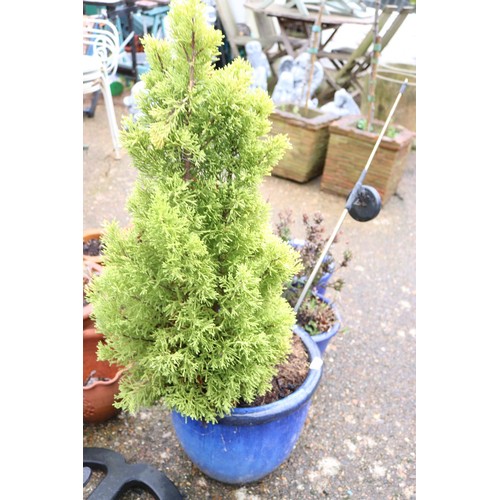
[333,5,415,82]
[83,16,120,78]
[215,0,279,57]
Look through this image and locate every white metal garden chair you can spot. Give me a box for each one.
[83,15,122,159]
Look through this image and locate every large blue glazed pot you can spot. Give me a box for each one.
[170,329,323,485]
[294,294,342,356]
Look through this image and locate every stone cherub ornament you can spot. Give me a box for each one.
[271,56,295,106]
[319,88,361,118]
[272,53,323,108]
[245,40,272,91]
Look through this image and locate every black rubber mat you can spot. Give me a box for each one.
[83,447,183,499]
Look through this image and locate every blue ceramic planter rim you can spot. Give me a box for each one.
[203,329,323,426]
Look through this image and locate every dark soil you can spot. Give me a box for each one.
[83,238,103,257]
[295,296,337,336]
[239,333,310,407]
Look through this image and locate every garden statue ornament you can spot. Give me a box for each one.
[319,88,361,118]
[123,80,148,122]
[271,60,295,105]
[250,65,269,91]
[245,40,272,91]
[292,52,323,108]
[202,0,217,26]
[271,53,323,108]
[278,55,293,74]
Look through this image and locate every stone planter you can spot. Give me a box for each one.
[270,105,338,183]
[321,115,414,205]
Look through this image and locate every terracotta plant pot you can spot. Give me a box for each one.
[83,228,104,265]
[83,261,103,331]
[83,329,124,424]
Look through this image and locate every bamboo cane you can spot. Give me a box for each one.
[366,0,381,132]
[303,0,326,113]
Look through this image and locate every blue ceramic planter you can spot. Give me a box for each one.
[288,238,335,296]
[295,294,341,356]
[316,269,334,296]
[170,330,323,485]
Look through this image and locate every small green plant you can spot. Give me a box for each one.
[295,295,336,336]
[88,0,300,424]
[386,125,398,138]
[356,118,399,138]
[356,118,368,131]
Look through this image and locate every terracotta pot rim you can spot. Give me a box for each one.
[83,260,103,271]
[83,303,93,320]
[83,368,125,390]
[83,255,104,262]
[83,327,101,338]
[83,328,126,388]
[328,114,415,146]
[83,228,104,239]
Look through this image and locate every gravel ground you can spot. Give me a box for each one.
[83,90,416,500]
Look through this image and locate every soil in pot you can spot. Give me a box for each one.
[83,237,103,259]
[295,294,337,337]
[83,229,105,265]
[238,333,309,407]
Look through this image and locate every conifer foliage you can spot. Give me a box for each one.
[88,0,300,423]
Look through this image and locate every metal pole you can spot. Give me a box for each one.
[293,78,409,313]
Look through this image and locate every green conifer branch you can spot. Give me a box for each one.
[88,0,300,423]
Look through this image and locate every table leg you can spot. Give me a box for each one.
[125,0,138,82]
[276,17,297,56]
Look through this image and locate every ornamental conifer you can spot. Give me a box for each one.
[87,0,301,423]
